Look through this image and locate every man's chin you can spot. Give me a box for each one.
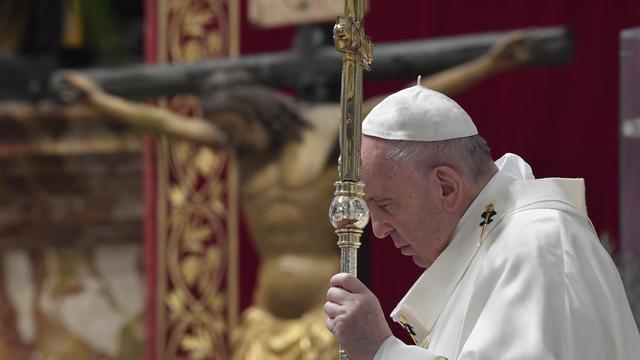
[411,255,431,269]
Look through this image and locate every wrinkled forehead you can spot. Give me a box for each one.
[361,136,395,190]
[362,136,387,167]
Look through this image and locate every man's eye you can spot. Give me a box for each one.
[379,203,392,213]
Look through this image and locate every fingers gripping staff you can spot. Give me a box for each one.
[325,273,392,360]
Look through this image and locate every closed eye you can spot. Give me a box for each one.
[366,196,396,214]
[377,201,394,214]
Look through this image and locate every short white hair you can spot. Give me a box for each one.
[381,135,494,182]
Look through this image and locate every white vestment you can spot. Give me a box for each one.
[374,153,640,360]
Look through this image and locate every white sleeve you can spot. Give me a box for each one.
[374,336,448,360]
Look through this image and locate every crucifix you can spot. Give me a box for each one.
[0,12,573,360]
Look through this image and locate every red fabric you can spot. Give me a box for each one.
[143,1,158,359]
[365,0,640,343]
[238,0,640,343]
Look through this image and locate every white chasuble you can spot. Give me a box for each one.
[375,153,640,360]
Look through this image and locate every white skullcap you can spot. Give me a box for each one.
[363,85,478,141]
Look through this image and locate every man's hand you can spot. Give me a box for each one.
[54,72,105,104]
[485,29,537,72]
[325,273,392,360]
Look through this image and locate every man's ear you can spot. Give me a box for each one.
[433,166,464,212]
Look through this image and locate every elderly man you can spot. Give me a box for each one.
[324,85,640,359]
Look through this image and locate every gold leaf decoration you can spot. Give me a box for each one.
[209,293,226,314]
[174,142,191,163]
[211,311,227,334]
[170,186,186,208]
[194,148,219,175]
[209,182,226,216]
[181,255,203,286]
[207,31,223,55]
[184,227,212,253]
[184,41,203,63]
[183,12,213,37]
[181,327,212,359]
[166,289,187,320]
[206,246,221,268]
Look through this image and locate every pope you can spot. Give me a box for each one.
[324,85,640,359]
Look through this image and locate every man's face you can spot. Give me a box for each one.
[361,136,455,268]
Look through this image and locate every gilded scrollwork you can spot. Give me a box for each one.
[157,1,238,359]
[167,0,230,63]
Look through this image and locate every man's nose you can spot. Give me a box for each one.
[370,216,392,239]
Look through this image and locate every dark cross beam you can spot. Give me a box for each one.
[0,27,573,103]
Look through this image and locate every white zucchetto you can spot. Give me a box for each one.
[362,85,478,141]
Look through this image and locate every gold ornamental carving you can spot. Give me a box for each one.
[156,0,239,359]
[167,0,231,63]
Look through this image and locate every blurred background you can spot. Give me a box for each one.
[0,0,638,359]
